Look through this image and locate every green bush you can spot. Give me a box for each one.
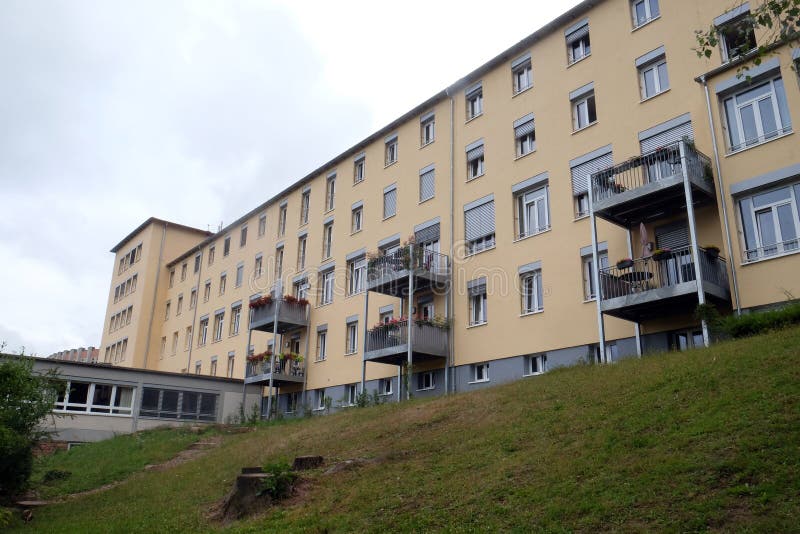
[257,462,297,500]
[719,301,800,338]
[0,426,33,499]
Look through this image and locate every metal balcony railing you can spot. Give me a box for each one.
[743,238,799,263]
[245,357,305,379]
[367,246,450,283]
[591,141,712,204]
[365,320,448,356]
[249,298,308,328]
[599,245,728,301]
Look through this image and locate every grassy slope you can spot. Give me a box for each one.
[13,327,800,533]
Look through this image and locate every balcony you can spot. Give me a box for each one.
[244,356,305,386]
[599,246,731,322]
[364,320,449,365]
[367,246,450,297]
[591,141,716,227]
[249,298,308,334]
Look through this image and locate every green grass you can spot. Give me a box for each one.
[30,427,204,499]
[11,326,800,532]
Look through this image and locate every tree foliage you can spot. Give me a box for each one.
[0,354,60,500]
[695,0,800,66]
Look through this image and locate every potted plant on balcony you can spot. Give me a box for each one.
[616,258,634,270]
[283,294,298,304]
[704,245,720,259]
[652,248,672,261]
[249,295,273,309]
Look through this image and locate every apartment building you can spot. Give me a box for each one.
[99,0,800,416]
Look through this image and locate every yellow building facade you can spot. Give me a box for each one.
[99,0,800,414]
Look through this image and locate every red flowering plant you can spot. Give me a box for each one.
[282,294,298,304]
[248,295,273,309]
[369,316,408,334]
[246,349,272,362]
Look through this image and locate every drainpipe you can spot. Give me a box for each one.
[142,222,167,369]
[700,74,742,314]
[446,90,455,394]
[185,244,203,371]
[266,282,281,419]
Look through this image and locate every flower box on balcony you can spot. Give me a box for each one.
[616,258,634,270]
[652,248,672,261]
[704,246,720,259]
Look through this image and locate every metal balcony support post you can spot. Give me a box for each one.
[266,283,281,419]
[680,141,710,348]
[588,175,607,363]
[406,245,414,401]
[625,230,643,357]
[444,266,450,395]
[301,304,310,416]
[243,326,253,418]
[360,289,369,394]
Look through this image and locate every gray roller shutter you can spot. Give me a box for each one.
[383,189,397,218]
[464,200,495,241]
[415,223,440,244]
[655,222,689,249]
[640,121,694,153]
[565,20,589,44]
[419,169,435,201]
[467,277,487,296]
[514,114,535,138]
[570,152,613,196]
[466,143,484,162]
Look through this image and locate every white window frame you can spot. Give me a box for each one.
[516,131,535,158]
[316,330,328,361]
[639,58,669,100]
[567,34,591,64]
[320,270,335,305]
[230,305,241,336]
[258,213,266,236]
[378,378,393,396]
[348,257,366,295]
[582,252,609,301]
[213,312,224,342]
[471,363,490,383]
[219,273,227,295]
[467,153,485,180]
[417,371,435,391]
[345,384,358,406]
[631,0,659,28]
[738,181,800,261]
[525,354,548,376]
[278,205,287,237]
[421,116,435,146]
[199,318,209,346]
[345,322,358,355]
[297,236,307,270]
[718,15,757,63]
[235,264,244,288]
[572,93,597,131]
[516,186,550,239]
[575,193,590,219]
[723,76,791,153]
[512,61,532,94]
[326,176,336,211]
[351,206,363,233]
[354,157,365,184]
[322,222,334,259]
[300,190,310,225]
[521,270,544,315]
[385,139,398,166]
[469,291,487,326]
[54,381,135,417]
[466,90,483,120]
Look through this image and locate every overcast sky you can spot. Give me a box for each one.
[0,0,582,356]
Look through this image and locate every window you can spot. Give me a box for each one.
[385,135,398,166]
[208,245,215,266]
[230,304,241,336]
[314,389,326,410]
[235,264,244,288]
[320,270,335,305]
[723,76,791,152]
[351,205,363,233]
[176,295,183,316]
[464,197,495,254]
[465,82,483,120]
[673,330,705,351]
[637,48,669,100]
[189,288,197,309]
[300,190,310,225]
[717,11,756,62]
[293,278,309,300]
[345,384,358,406]
[514,114,535,157]
[419,165,435,202]
[219,273,227,295]
[227,354,235,378]
[210,359,217,377]
[316,329,327,361]
[739,181,800,261]
[326,175,336,211]
[164,300,171,321]
[240,225,248,248]
[571,88,597,131]
[275,246,284,277]
[512,55,532,94]
[160,337,166,359]
[139,387,217,421]
[184,326,192,351]
[516,185,549,239]
[223,236,231,257]
[468,279,488,326]
[383,185,397,219]
[566,19,591,64]
[254,255,263,278]
[258,213,266,236]
[525,354,547,376]
[570,148,613,218]
[322,222,334,259]
[354,154,365,184]
[345,320,358,354]
[378,378,393,396]
[278,204,287,237]
[466,140,485,180]
[348,257,366,295]
[169,269,175,288]
[180,263,187,282]
[194,254,201,274]
[582,251,609,300]
[297,236,307,270]
[420,112,435,146]
[417,371,435,391]
[199,318,209,346]
[213,311,224,342]
[55,381,135,416]
[472,363,490,383]
[171,331,178,355]
[521,268,544,314]
[631,0,659,27]
[203,281,211,302]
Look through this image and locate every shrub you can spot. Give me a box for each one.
[257,462,297,500]
[719,301,800,338]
